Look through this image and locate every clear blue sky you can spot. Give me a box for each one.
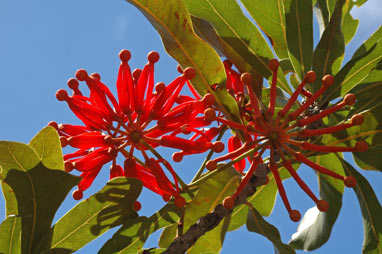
[0,0,381,253]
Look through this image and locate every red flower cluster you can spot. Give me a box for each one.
[51,50,217,207]
[204,59,367,221]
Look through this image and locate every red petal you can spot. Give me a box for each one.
[78,166,102,191]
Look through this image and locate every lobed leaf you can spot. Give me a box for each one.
[339,159,382,254]
[0,139,79,254]
[36,177,142,253]
[29,126,64,170]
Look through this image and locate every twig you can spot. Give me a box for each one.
[162,162,269,254]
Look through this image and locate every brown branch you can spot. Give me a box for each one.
[162,163,269,254]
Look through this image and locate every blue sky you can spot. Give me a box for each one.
[0,0,381,253]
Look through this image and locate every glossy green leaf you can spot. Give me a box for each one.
[29,126,64,170]
[99,216,151,254]
[0,216,22,254]
[99,195,192,253]
[191,15,264,96]
[339,159,382,254]
[247,206,295,254]
[138,248,166,254]
[158,224,177,249]
[0,140,79,254]
[36,177,142,253]
[240,0,289,60]
[124,0,240,123]
[284,0,313,80]
[311,0,345,93]
[351,106,382,171]
[184,0,291,94]
[289,154,345,250]
[324,26,382,101]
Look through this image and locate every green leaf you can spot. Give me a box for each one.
[314,0,329,35]
[29,126,64,170]
[247,206,295,254]
[191,15,264,96]
[36,177,142,253]
[351,106,382,171]
[158,224,177,249]
[0,141,79,254]
[311,0,346,93]
[339,159,382,254]
[0,216,22,254]
[324,26,382,101]
[138,248,166,254]
[284,0,314,80]
[240,0,289,60]
[289,154,345,250]
[184,0,292,94]
[124,0,240,123]
[99,197,189,253]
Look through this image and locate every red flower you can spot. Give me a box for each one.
[51,50,214,205]
[205,59,367,221]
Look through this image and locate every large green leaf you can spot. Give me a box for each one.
[184,0,291,94]
[190,15,264,96]
[311,0,345,93]
[247,206,295,254]
[324,26,382,102]
[0,216,22,254]
[124,0,240,122]
[98,191,197,254]
[240,0,289,60]
[284,0,313,80]
[29,126,64,170]
[339,159,382,254]
[289,154,345,250]
[159,166,241,253]
[36,177,142,253]
[0,139,79,254]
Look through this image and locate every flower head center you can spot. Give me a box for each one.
[130,131,142,144]
[268,131,279,141]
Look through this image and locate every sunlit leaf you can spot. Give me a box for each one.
[124,0,240,123]
[98,192,197,253]
[240,0,289,60]
[29,126,64,170]
[324,26,382,101]
[247,206,295,254]
[339,159,382,254]
[0,216,21,254]
[0,140,79,254]
[36,177,142,253]
[284,0,313,80]
[311,0,345,93]
[184,0,291,94]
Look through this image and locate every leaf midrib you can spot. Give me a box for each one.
[7,145,37,254]
[203,0,290,93]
